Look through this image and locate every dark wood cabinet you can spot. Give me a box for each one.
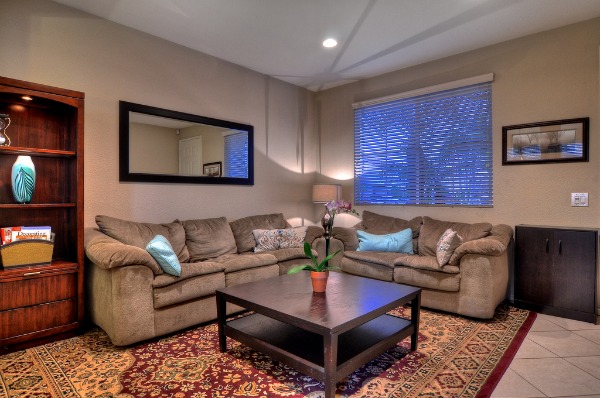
[515,225,597,323]
[0,76,84,352]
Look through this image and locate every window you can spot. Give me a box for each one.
[354,76,493,206]
[224,131,249,178]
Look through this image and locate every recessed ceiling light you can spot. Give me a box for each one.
[322,38,338,48]
[22,96,33,101]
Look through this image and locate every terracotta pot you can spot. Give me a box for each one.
[310,271,329,293]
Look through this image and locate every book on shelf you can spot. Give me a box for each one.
[1,226,52,245]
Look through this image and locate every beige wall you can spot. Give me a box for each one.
[317,18,600,230]
[0,0,318,227]
[1,0,598,232]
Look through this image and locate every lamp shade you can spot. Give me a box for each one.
[312,184,342,203]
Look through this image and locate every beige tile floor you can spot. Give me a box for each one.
[491,313,600,398]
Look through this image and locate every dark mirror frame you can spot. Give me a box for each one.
[119,101,254,185]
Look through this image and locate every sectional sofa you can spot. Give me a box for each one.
[84,213,322,346]
[85,210,512,347]
[319,211,513,319]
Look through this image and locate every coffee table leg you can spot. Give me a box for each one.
[323,333,338,398]
[410,292,421,352]
[216,291,227,352]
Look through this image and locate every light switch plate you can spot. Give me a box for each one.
[571,192,589,207]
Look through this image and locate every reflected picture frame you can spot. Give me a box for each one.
[203,161,222,177]
[502,117,589,165]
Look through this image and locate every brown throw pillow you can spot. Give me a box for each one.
[359,210,423,238]
[182,217,237,262]
[418,216,492,256]
[95,215,190,262]
[229,213,290,253]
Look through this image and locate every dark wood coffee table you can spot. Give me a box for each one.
[216,272,421,398]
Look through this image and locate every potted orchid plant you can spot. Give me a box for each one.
[287,242,341,292]
[287,200,359,292]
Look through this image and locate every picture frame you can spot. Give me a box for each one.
[203,161,222,177]
[502,117,589,165]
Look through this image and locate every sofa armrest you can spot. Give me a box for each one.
[304,225,324,245]
[85,228,163,274]
[312,237,345,268]
[331,227,359,251]
[448,224,513,265]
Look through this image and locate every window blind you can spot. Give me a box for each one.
[224,131,248,178]
[354,81,493,206]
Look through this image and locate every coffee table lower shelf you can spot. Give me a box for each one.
[223,313,414,383]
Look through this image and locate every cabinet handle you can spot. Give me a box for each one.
[558,240,562,255]
[545,239,549,253]
[23,271,41,277]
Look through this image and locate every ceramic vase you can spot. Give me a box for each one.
[12,155,36,203]
[310,271,329,293]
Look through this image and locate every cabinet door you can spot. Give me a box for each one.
[515,227,554,306]
[553,230,596,314]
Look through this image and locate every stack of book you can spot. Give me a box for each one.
[1,226,53,245]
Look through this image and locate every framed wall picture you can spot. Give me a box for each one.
[203,161,222,177]
[502,117,589,165]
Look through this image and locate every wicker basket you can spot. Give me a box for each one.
[0,236,54,268]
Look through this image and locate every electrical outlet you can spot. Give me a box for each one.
[571,193,589,207]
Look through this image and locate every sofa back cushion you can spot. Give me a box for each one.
[229,213,291,253]
[418,216,492,256]
[357,211,423,238]
[95,215,190,262]
[182,217,237,261]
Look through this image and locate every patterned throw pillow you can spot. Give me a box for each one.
[436,228,463,267]
[252,227,308,252]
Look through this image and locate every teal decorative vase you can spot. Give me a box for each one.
[11,155,36,203]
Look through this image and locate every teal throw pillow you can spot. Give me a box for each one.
[357,228,414,254]
[146,234,181,276]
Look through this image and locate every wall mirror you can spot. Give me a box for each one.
[119,101,254,185]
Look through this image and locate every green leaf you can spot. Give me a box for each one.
[287,264,313,274]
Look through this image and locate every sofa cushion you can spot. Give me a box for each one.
[153,271,225,309]
[395,255,460,274]
[212,252,278,273]
[394,266,460,292]
[341,256,394,281]
[345,250,411,269]
[252,226,307,252]
[436,229,463,267]
[182,217,237,262]
[146,235,181,276]
[267,247,307,262]
[230,213,291,253]
[357,211,423,237]
[357,228,413,254]
[95,215,190,262]
[153,261,226,288]
[418,216,492,257]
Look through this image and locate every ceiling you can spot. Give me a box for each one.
[53,0,600,91]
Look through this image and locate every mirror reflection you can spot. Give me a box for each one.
[119,101,254,185]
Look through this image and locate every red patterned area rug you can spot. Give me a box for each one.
[0,304,534,398]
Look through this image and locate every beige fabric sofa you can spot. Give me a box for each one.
[84,213,322,346]
[325,211,513,319]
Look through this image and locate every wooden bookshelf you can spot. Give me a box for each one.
[0,76,84,353]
